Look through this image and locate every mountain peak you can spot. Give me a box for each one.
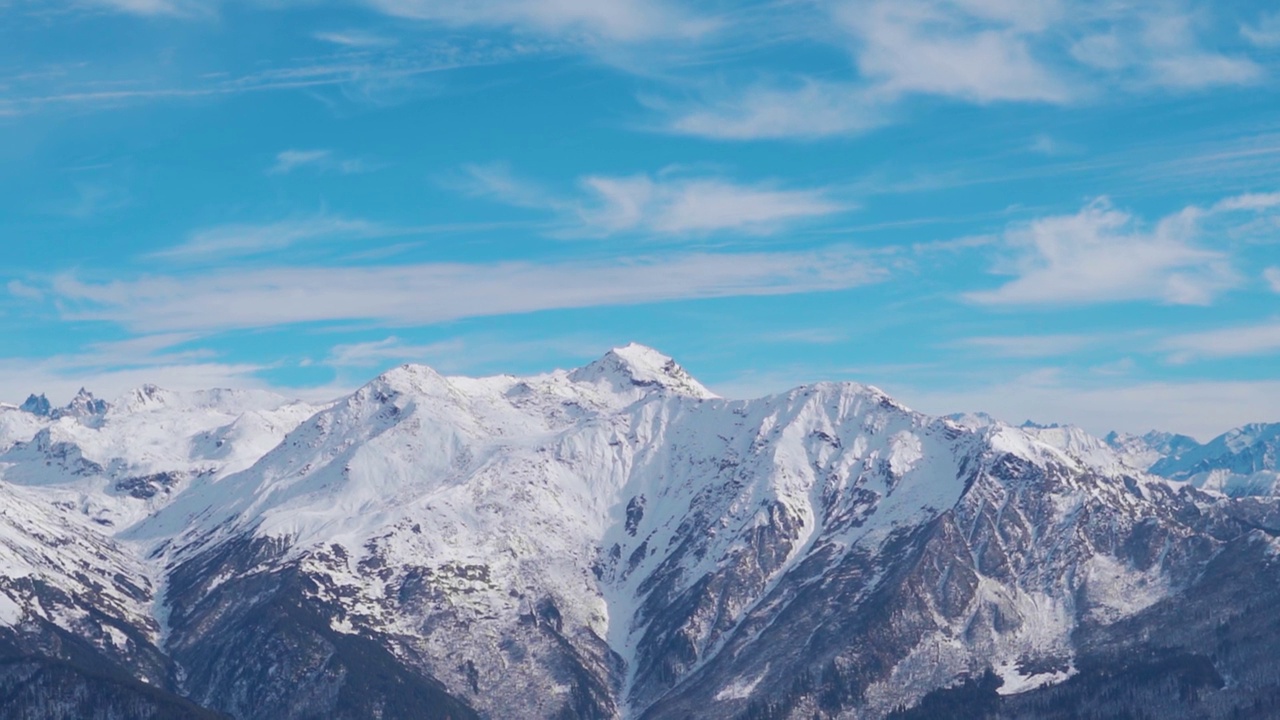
[17,390,109,420]
[569,344,716,400]
[122,383,171,410]
[19,393,52,417]
[60,388,109,417]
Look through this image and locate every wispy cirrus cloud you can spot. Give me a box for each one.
[963,193,1277,307]
[327,336,463,368]
[268,149,371,175]
[949,333,1101,359]
[268,150,332,175]
[1242,11,1280,46]
[1071,9,1263,90]
[78,0,203,16]
[1160,320,1280,362]
[459,164,848,236]
[148,216,393,263]
[313,30,398,48]
[0,39,539,116]
[43,247,883,333]
[663,0,1265,140]
[1266,267,1280,292]
[364,0,718,42]
[575,174,845,235]
[455,163,562,211]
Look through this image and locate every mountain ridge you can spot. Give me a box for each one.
[0,345,1277,718]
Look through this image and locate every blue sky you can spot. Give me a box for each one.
[3,0,1280,438]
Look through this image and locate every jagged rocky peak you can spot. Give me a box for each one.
[19,393,52,417]
[569,342,717,399]
[57,387,109,419]
[18,389,109,420]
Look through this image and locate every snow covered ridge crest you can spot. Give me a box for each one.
[0,345,1278,719]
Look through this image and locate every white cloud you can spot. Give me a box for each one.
[457,163,563,210]
[837,1,1073,103]
[662,81,885,141]
[1213,192,1280,212]
[272,149,331,174]
[1266,267,1280,292]
[575,175,845,235]
[1028,134,1075,156]
[327,337,464,367]
[664,0,1264,140]
[1242,12,1280,47]
[1042,2,1264,91]
[46,248,883,334]
[664,0,1074,140]
[1096,9,1263,89]
[950,334,1099,358]
[1147,54,1263,89]
[313,31,397,48]
[0,40,535,117]
[269,149,329,174]
[80,0,195,15]
[82,333,208,364]
[1160,321,1280,362]
[150,216,390,263]
[761,328,849,345]
[1069,32,1127,71]
[84,0,718,40]
[461,165,847,236]
[365,0,716,42]
[966,198,1238,306]
[7,281,44,302]
[268,149,371,175]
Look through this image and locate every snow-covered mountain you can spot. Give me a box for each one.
[1,344,1279,719]
[1103,424,1280,497]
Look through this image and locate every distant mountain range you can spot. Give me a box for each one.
[0,344,1278,719]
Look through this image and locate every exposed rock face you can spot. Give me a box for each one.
[0,347,1277,718]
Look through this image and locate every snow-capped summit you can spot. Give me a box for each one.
[0,348,1278,719]
[119,383,174,412]
[568,342,716,400]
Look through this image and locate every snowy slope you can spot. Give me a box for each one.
[0,386,324,677]
[134,348,1216,717]
[0,386,322,528]
[0,346,1276,719]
